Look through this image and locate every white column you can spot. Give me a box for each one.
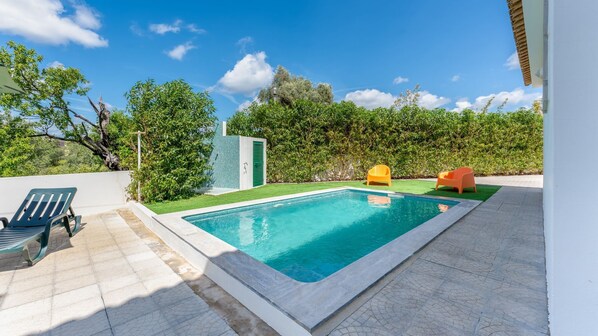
[545,1,598,334]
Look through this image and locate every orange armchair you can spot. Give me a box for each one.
[367,165,392,186]
[435,167,476,194]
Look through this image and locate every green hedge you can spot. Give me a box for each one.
[228,101,543,183]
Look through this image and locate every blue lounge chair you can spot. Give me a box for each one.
[0,188,81,266]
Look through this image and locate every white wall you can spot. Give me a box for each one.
[0,171,131,218]
[544,1,598,334]
[239,136,267,190]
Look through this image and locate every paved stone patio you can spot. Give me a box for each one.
[0,212,238,336]
[330,180,548,335]
[0,176,547,336]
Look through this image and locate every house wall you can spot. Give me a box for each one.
[209,122,240,189]
[239,137,267,190]
[544,1,598,334]
[0,171,131,218]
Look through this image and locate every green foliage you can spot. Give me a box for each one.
[0,41,123,170]
[228,101,543,183]
[121,79,216,202]
[29,138,108,175]
[0,110,107,177]
[256,66,333,107]
[0,41,90,138]
[0,111,34,176]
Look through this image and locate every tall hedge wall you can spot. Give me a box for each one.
[228,101,543,183]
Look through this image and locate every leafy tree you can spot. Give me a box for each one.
[122,79,216,202]
[29,139,108,175]
[0,109,108,177]
[0,41,122,170]
[393,84,421,109]
[257,66,333,107]
[0,111,34,176]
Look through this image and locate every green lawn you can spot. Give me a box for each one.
[146,180,500,214]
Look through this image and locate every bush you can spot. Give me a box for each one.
[228,101,543,183]
[122,79,216,202]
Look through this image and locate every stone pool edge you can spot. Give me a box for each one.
[130,187,481,336]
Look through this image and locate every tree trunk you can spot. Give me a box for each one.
[87,97,123,171]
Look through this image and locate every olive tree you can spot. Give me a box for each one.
[0,41,122,170]
[257,66,333,107]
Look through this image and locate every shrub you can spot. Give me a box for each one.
[228,101,543,183]
[122,79,216,202]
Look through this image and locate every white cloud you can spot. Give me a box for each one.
[452,88,542,112]
[166,42,195,61]
[393,76,409,84]
[505,52,520,70]
[236,36,253,53]
[149,20,182,34]
[148,20,205,35]
[129,22,144,36]
[187,24,206,34]
[344,89,396,109]
[238,100,253,111]
[216,52,274,96]
[47,61,64,69]
[451,75,460,82]
[451,98,473,112]
[418,91,451,109]
[72,3,101,30]
[344,89,450,110]
[0,0,107,47]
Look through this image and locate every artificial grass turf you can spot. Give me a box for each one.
[146,179,500,214]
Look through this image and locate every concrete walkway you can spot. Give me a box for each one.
[0,175,546,336]
[0,212,236,336]
[331,177,548,335]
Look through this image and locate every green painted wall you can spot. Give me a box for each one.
[209,123,240,189]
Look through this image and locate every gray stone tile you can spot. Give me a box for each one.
[52,284,101,309]
[102,282,150,307]
[54,264,94,283]
[150,282,196,307]
[161,297,210,325]
[485,295,549,332]
[403,315,465,336]
[113,310,170,336]
[106,296,159,327]
[1,283,53,309]
[54,273,98,295]
[331,185,549,335]
[329,325,396,336]
[98,273,140,294]
[56,255,92,272]
[50,310,110,336]
[7,272,55,293]
[90,328,114,336]
[435,278,488,313]
[51,296,105,327]
[475,315,547,336]
[173,310,232,336]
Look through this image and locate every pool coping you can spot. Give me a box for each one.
[150,187,481,335]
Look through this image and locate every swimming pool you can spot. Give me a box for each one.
[152,187,479,335]
[184,190,457,282]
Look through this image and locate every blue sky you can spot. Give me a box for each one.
[0,0,541,121]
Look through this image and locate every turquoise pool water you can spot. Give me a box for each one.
[184,190,457,282]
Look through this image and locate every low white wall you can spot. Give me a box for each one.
[0,171,131,218]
